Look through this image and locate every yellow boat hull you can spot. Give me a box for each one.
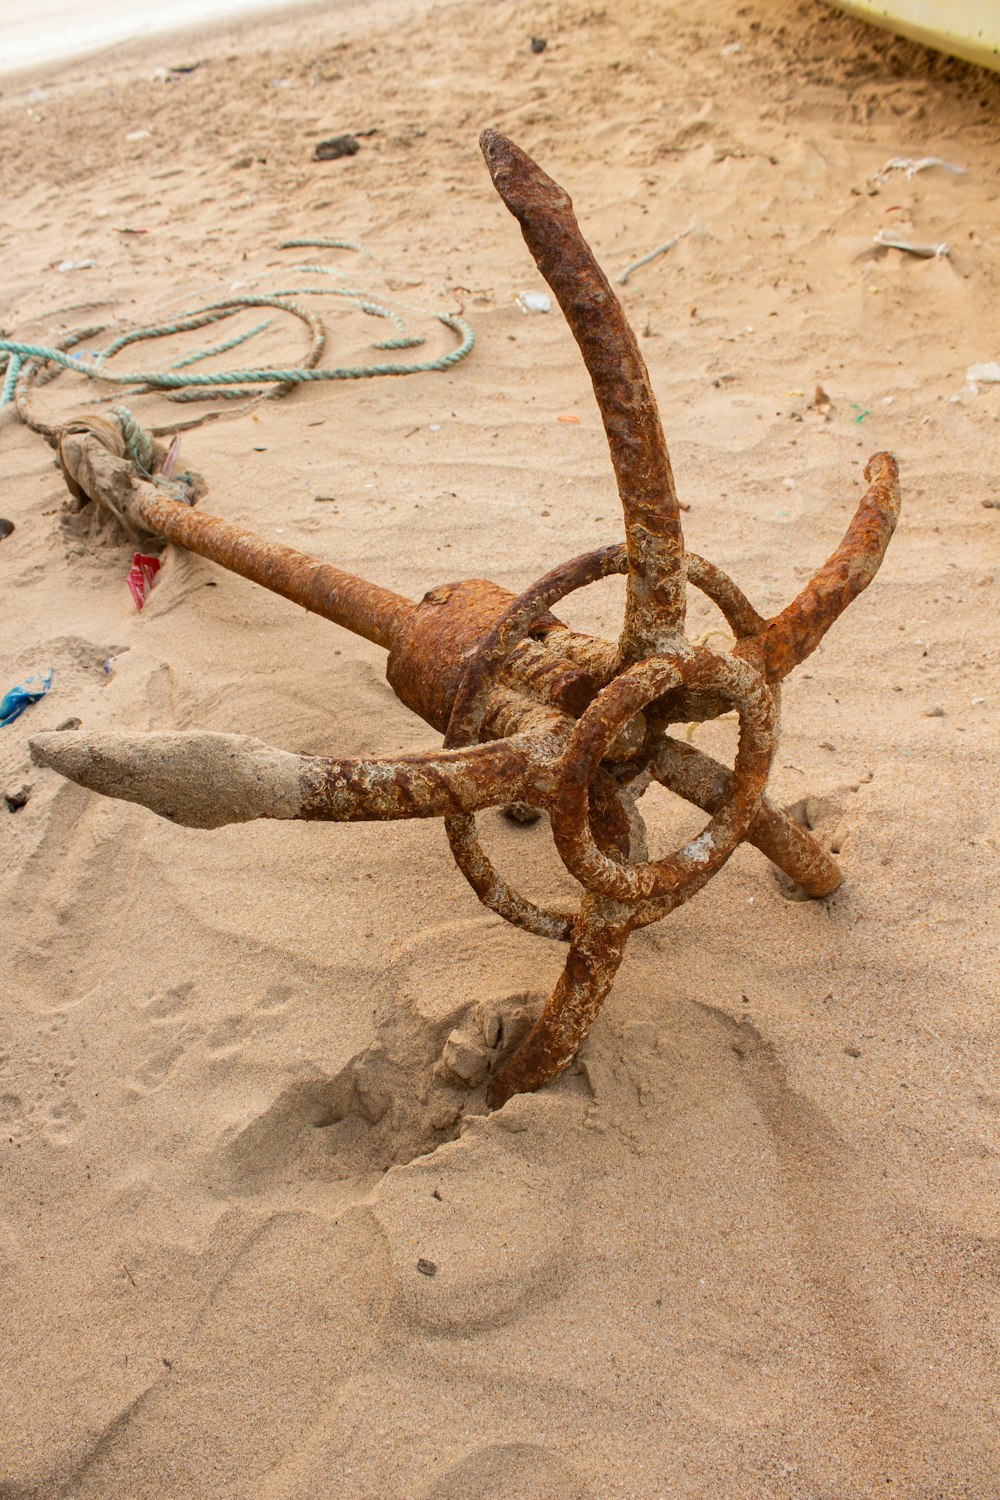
[824,1,1000,74]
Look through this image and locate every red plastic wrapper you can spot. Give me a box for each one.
[127,553,161,611]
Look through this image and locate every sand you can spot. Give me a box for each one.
[1,1,998,1495]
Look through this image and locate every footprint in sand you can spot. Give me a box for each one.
[130,1038,190,1093]
[417,1442,592,1500]
[129,981,201,1095]
[374,1091,587,1337]
[65,1208,393,1500]
[142,979,195,1024]
[0,1091,27,1138]
[42,1093,83,1143]
[203,1013,251,1056]
[254,982,293,1013]
[131,978,295,1111]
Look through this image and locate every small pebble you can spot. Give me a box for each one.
[0,519,14,540]
[503,800,542,825]
[313,135,360,162]
[923,706,945,717]
[417,1258,437,1277]
[4,785,31,813]
[530,36,547,53]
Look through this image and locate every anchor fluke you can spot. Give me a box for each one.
[30,729,305,828]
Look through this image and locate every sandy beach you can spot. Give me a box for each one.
[1,1,998,1495]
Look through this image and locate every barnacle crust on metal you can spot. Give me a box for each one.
[30,131,901,1112]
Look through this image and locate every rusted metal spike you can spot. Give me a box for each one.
[649,737,842,899]
[27,131,902,1114]
[735,452,901,684]
[29,728,563,828]
[486,777,641,1108]
[480,129,686,660]
[488,891,634,1108]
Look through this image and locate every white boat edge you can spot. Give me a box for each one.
[823,0,1000,75]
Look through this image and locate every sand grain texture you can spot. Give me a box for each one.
[1,1,998,1496]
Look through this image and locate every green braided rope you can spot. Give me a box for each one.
[0,314,471,391]
[2,251,473,433]
[277,237,371,256]
[170,320,272,370]
[106,404,201,509]
[1,353,22,405]
[98,307,251,361]
[12,324,109,439]
[109,405,155,471]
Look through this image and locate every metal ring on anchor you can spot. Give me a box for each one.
[443,545,629,941]
[549,647,776,904]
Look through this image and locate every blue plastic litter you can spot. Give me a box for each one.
[0,669,53,727]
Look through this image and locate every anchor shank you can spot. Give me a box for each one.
[59,429,416,651]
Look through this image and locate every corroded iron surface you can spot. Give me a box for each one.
[32,131,901,1112]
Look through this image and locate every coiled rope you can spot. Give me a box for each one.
[0,240,474,441]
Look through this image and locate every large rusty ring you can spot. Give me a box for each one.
[549,648,776,903]
[441,546,628,940]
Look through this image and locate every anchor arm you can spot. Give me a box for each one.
[480,129,686,657]
[29,727,563,829]
[735,451,900,683]
[648,736,842,898]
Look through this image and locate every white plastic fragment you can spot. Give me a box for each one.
[967,361,1000,384]
[873,229,949,259]
[874,156,965,186]
[56,259,98,273]
[517,291,551,314]
[126,129,152,142]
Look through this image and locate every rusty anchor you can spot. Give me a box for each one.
[30,132,901,1109]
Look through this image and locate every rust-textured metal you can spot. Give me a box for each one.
[480,129,687,663]
[56,428,413,652]
[31,130,901,1113]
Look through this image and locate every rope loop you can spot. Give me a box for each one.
[0,237,474,438]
